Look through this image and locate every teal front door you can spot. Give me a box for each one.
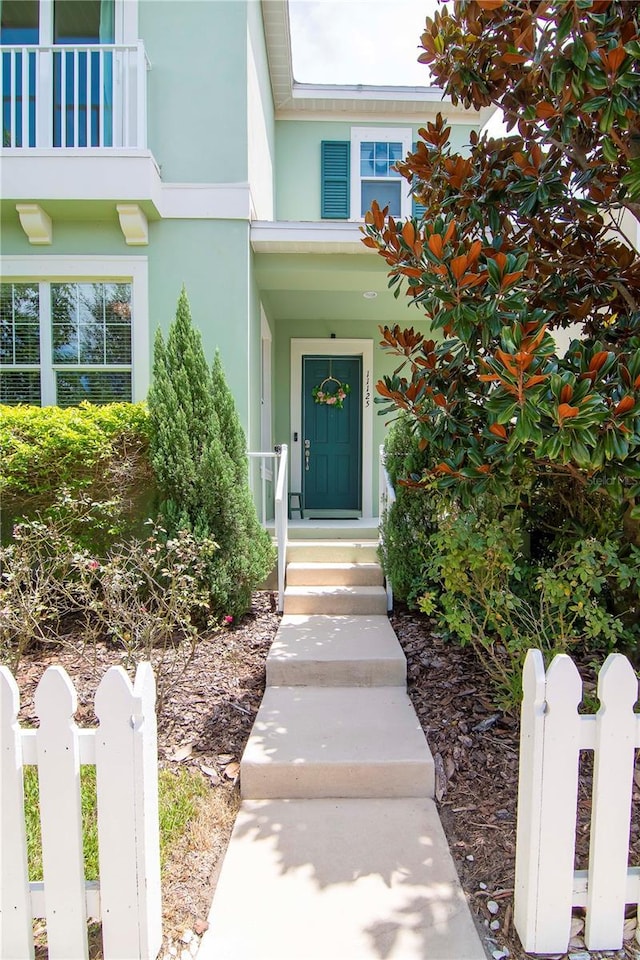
[302,355,362,515]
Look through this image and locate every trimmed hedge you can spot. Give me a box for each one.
[0,402,150,499]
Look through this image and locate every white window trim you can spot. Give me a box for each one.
[290,338,374,519]
[350,126,412,222]
[0,255,149,403]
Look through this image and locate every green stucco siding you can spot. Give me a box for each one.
[275,119,478,221]
[148,219,251,428]
[141,0,248,183]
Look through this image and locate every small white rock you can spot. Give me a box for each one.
[568,952,591,960]
[479,881,488,890]
[490,920,500,931]
[487,900,500,915]
[181,930,194,945]
[466,854,474,861]
[491,950,509,960]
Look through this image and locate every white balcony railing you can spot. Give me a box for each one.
[1,42,148,149]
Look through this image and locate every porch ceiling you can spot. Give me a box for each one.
[254,251,425,325]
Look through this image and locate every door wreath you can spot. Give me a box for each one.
[312,376,351,409]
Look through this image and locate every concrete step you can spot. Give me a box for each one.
[286,539,379,563]
[241,686,434,799]
[200,797,486,960]
[266,615,406,687]
[286,524,379,541]
[284,585,387,615]
[286,561,384,587]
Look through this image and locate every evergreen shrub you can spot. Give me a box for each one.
[148,288,275,618]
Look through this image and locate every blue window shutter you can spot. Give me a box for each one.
[321,141,350,219]
[411,142,427,219]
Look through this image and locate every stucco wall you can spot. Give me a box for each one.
[275,119,478,221]
[141,0,248,184]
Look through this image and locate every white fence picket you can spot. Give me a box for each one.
[1,662,161,959]
[0,666,34,960]
[585,654,638,949]
[515,653,583,953]
[513,649,547,950]
[515,651,640,954]
[34,667,88,960]
[94,664,162,960]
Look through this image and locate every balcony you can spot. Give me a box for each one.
[1,42,148,150]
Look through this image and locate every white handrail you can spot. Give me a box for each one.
[247,451,276,526]
[378,444,396,612]
[247,447,288,613]
[274,445,288,614]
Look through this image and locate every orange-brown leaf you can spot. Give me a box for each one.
[459,272,487,289]
[361,236,378,249]
[443,220,457,245]
[560,384,574,403]
[558,403,580,421]
[614,395,635,416]
[402,267,424,278]
[589,350,610,373]
[435,462,455,475]
[451,255,469,281]
[495,349,519,376]
[607,46,626,73]
[489,423,507,439]
[536,102,558,119]
[501,271,524,288]
[428,234,444,259]
[525,374,548,388]
[492,251,508,274]
[402,221,416,246]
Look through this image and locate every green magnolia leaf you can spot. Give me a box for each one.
[572,38,589,71]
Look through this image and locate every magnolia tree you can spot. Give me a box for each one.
[363,0,640,524]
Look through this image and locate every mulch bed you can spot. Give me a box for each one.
[11,594,640,960]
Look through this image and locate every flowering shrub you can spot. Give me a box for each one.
[0,491,218,711]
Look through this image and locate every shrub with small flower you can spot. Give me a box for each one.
[0,490,218,712]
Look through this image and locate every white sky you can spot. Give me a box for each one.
[288,0,506,136]
[288,0,437,87]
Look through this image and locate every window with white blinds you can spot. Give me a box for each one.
[0,280,132,406]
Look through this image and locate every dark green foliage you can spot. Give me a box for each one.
[379,416,438,605]
[380,417,640,709]
[147,288,274,617]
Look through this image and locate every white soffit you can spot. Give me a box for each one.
[16,204,52,245]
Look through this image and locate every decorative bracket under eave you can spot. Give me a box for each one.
[16,203,52,245]
[116,203,149,245]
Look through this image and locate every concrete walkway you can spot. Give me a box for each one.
[199,531,486,960]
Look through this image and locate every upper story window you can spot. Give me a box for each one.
[359,140,404,217]
[1,280,133,406]
[320,127,413,221]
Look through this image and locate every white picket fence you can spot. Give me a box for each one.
[0,663,161,960]
[515,649,640,953]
